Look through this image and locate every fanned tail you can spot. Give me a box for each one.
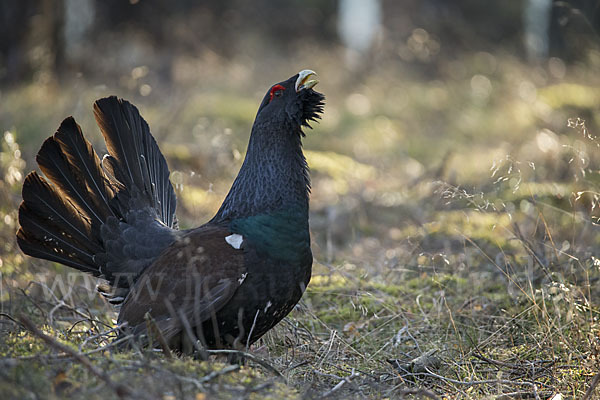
[94,97,177,228]
[17,97,178,299]
[18,117,114,276]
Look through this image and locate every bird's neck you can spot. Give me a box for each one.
[212,123,310,223]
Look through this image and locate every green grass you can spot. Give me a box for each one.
[1,47,600,398]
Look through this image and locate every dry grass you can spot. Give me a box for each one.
[1,46,600,399]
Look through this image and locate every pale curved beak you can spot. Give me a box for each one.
[295,69,319,92]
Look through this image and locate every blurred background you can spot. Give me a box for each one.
[2,1,600,397]
[2,0,600,262]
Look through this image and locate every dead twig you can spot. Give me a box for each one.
[168,364,240,389]
[245,309,260,353]
[144,312,173,360]
[199,364,240,384]
[318,368,360,398]
[0,312,21,326]
[18,314,134,399]
[401,367,544,400]
[205,349,285,380]
[79,323,127,351]
[472,350,555,381]
[583,372,600,400]
[83,334,135,356]
[287,360,310,371]
[394,388,440,400]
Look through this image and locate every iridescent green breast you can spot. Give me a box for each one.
[229,207,311,265]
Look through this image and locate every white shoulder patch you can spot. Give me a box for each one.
[225,233,244,249]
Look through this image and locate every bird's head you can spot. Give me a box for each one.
[254,69,325,135]
[212,70,324,221]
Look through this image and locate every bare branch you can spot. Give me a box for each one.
[18,314,136,399]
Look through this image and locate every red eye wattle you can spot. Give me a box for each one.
[269,84,286,102]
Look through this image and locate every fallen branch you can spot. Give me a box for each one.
[583,372,600,400]
[18,314,134,399]
[318,368,359,398]
[169,364,240,389]
[394,388,440,400]
[83,334,135,356]
[199,364,240,384]
[472,349,555,374]
[79,323,127,350]
[205,349,284,380]
[406,368,543,400]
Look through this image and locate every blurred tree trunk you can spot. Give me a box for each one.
[0,1,35,84]
[549,0,600,61]
[43,0,65,80]
[0,0,65,85]
[524,0,552,61]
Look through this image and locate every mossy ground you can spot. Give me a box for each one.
[1,47,600,399]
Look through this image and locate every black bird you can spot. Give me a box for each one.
[17,70,324,353]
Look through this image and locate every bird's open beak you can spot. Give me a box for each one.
[295,70,319,92]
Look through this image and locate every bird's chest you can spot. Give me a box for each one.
[207,255,312,348]
[203,210,313,347]
[229,209,311,266]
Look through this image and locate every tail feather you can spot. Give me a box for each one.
[94,100,145,193]
[19,119,115,276]
[100,154,131,211]
[17,206,98,273]
[94,97,177,228]
[20,172,100,253]
[17,96,179,299]
[36,135,107,232]
[53,117,116,221]
[16,231,96,272]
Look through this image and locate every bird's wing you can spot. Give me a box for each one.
[117,225,247,341]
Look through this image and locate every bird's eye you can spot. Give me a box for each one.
[269,84,286,103]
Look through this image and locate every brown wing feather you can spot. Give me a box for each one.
[118,225,246,341]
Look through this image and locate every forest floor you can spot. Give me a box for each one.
[1,47,600,399]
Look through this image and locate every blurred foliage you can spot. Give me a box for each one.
[1,1,600,399]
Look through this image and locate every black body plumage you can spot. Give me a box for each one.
[17,71,325,353]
